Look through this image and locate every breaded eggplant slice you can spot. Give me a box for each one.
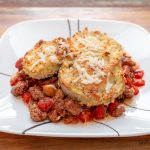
[59,28,125,106]
[59,51,125,106]
[67,28,123,67]
[23,38,68,79]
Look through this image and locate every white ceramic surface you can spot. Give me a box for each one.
[0,19,150,137]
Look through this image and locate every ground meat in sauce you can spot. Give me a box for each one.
[123,66,135,80]
[111,105,125,117]
[123,85,134,98]
[63,116,79,124]
[17,70,29,80]
[10,52,145,124]
[17,70,38,86]
[64,98,81,116]
[122,54,136,66]
[11,81,29,96]
[28,101,47,122]
[48,109,61,122]
[44,89,66,122]
[28,86,45,101]
[52,99,64,112]
[51,98,66,118]
[54,89,64,99]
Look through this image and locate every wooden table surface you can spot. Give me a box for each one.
[0,7,150,150]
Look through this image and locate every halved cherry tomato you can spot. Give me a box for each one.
[133,79,145,87]
[93,105,106,120]
[134,70,144,79]
[132,85,139,95]
[79,111,92,123]
[15,58,23,70]
[22,92,32,104]
[108,101,118,114]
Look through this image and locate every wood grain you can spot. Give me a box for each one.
[0,7,150,36]
[0,132,150,150]
[0,0,150,7]
[0,7,150,150]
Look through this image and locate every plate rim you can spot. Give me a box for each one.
[0,18,150,40]
[0,18,150,137]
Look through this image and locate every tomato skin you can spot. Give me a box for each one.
[133,79,145,87]
[22,92,32,104]
[79,111,92,123]
[93,105,106,120]
[38,97,55,112]
[108,101,118,114]
[15,58,23,70]
[134,70,144,79]
[132,85,139,95]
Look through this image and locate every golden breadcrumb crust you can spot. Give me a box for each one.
[59,28,125,106]
[23,38,68,79]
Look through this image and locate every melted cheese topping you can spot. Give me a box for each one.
[74,61,102,84]
[59,40,69,49]
[73,52,106,84]
[28,41,69,70]
[30,51,46,70]
[49,55,60,64]
[45,45,55,51]
[29,47,54,70]
[37,52,46,62]
[74,35,101,50]
[105,73,113,93]
[44,46,59,63]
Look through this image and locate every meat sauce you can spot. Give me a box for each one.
[10,53,145,124]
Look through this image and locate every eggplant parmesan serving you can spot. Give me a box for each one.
[10,28,145,124]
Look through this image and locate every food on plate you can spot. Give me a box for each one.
[10,28,145,124]
[59,28,125,106]
[23,38,69,79]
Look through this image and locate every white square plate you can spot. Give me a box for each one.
[0,19,150,137]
